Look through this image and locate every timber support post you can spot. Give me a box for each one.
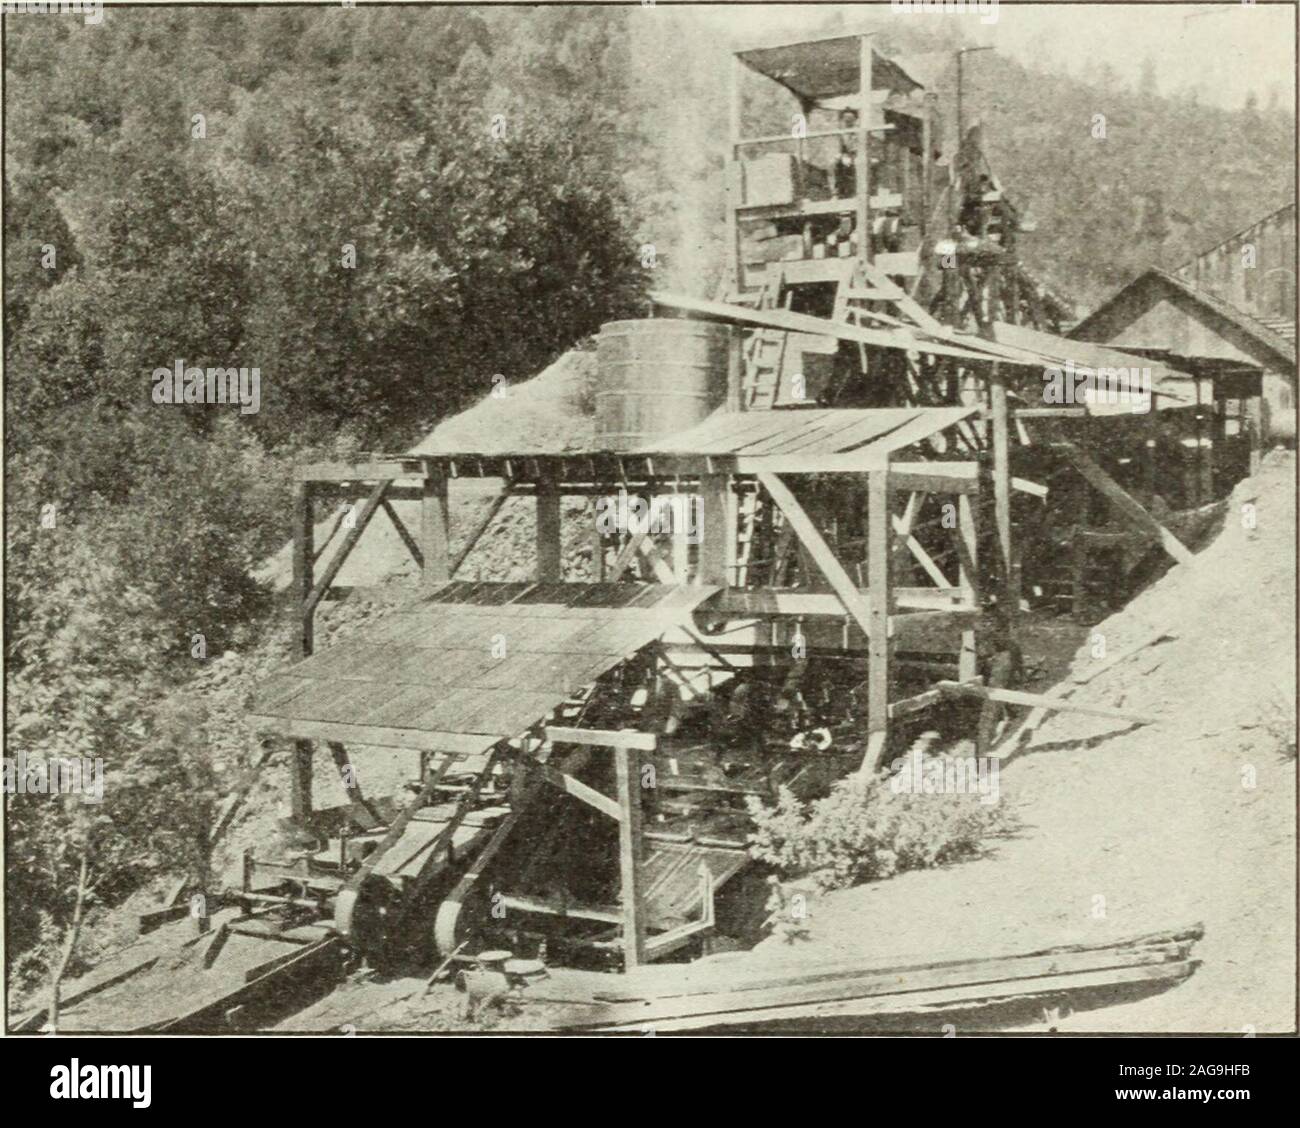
[957,491,979,682]
[537,479,562,582]
[291,479,315,826]
[856,34,873,269]
[614,745,647,969]
[422,461,451,588]
[989,362,1020,657]
[699,473,735,586]
[865,466,893,772]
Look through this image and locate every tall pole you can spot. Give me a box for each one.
[952,46,993,233]
[290,480,315,827]
[856,34,873,268]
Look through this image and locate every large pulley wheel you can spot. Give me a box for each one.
[434,884,489,959]
[335,876,403,969]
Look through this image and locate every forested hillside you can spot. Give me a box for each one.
[4,5,1293,988]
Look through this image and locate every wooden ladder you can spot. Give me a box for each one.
[739,272,792,410]
[732,488,763,587]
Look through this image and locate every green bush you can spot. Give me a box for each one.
[745,771,1014,893]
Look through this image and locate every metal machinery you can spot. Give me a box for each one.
[30,33,1235,1032]
[220,32,1213,984]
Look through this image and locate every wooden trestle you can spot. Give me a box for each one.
[268,393,1022,968]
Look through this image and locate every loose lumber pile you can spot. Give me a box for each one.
[555,924,1202,1032]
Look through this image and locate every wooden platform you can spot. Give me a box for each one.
[249,582,718,752]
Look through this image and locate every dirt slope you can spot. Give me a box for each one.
[759,451,1296,1033]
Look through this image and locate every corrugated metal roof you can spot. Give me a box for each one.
[250,583,718,749]
[737,36,925,101]
[636,406,977,459]
[989,320,1212,412]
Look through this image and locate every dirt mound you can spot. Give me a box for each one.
[255,344,597,594]
[412,343,597,455]
[750,451,1296,1032]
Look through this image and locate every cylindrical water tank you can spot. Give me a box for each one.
[595,319,734,451]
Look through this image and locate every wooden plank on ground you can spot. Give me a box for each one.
[594,960,1196,1032]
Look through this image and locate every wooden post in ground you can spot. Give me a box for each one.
[865,467,892,770]
[290,479,315,826]
[536,481,562,582]
[989,363,1020,647]
[614,746,647,970]
[699,474,734,587]
[421,462,451,588]
[957,492,979,682]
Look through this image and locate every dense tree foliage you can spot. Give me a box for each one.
[3,6,650,985]
[3,4,1292,986]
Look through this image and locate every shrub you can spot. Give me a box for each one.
[746,770,1014,893]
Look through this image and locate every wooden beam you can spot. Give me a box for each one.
[593,959,1195,1033]
[499,894,622,925]
[893,512,951,588]
[957,493,979,683]
[291,481,315,826]
[545,726,658,752]
[889,491,921,569]
[865,468,893,771]
[1054,442,1193,564]
[935,681,1158,725]
[304,479,389,615]
[529,760,622,821]
[292,482,315,658]
[989,364,1020,638]
[698,473,735,586]
[615,746,648,969]
[637,537,679,585]
[422,465,451,587]
[999,625,1174,754]
[594,924,1200,1005]
[536,482,562,582]
[707,588,973,616]
[451,488,509,577]
[648,290,1038,368]
[856,33,871,270]
[725,53,743,296]
[757,472,876,640]
[326,741,380,831]
[297,458,427,482]
[887,686,945,720]
[608,528,649,582]
[247,716,493,756]
[381,498,423,570]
